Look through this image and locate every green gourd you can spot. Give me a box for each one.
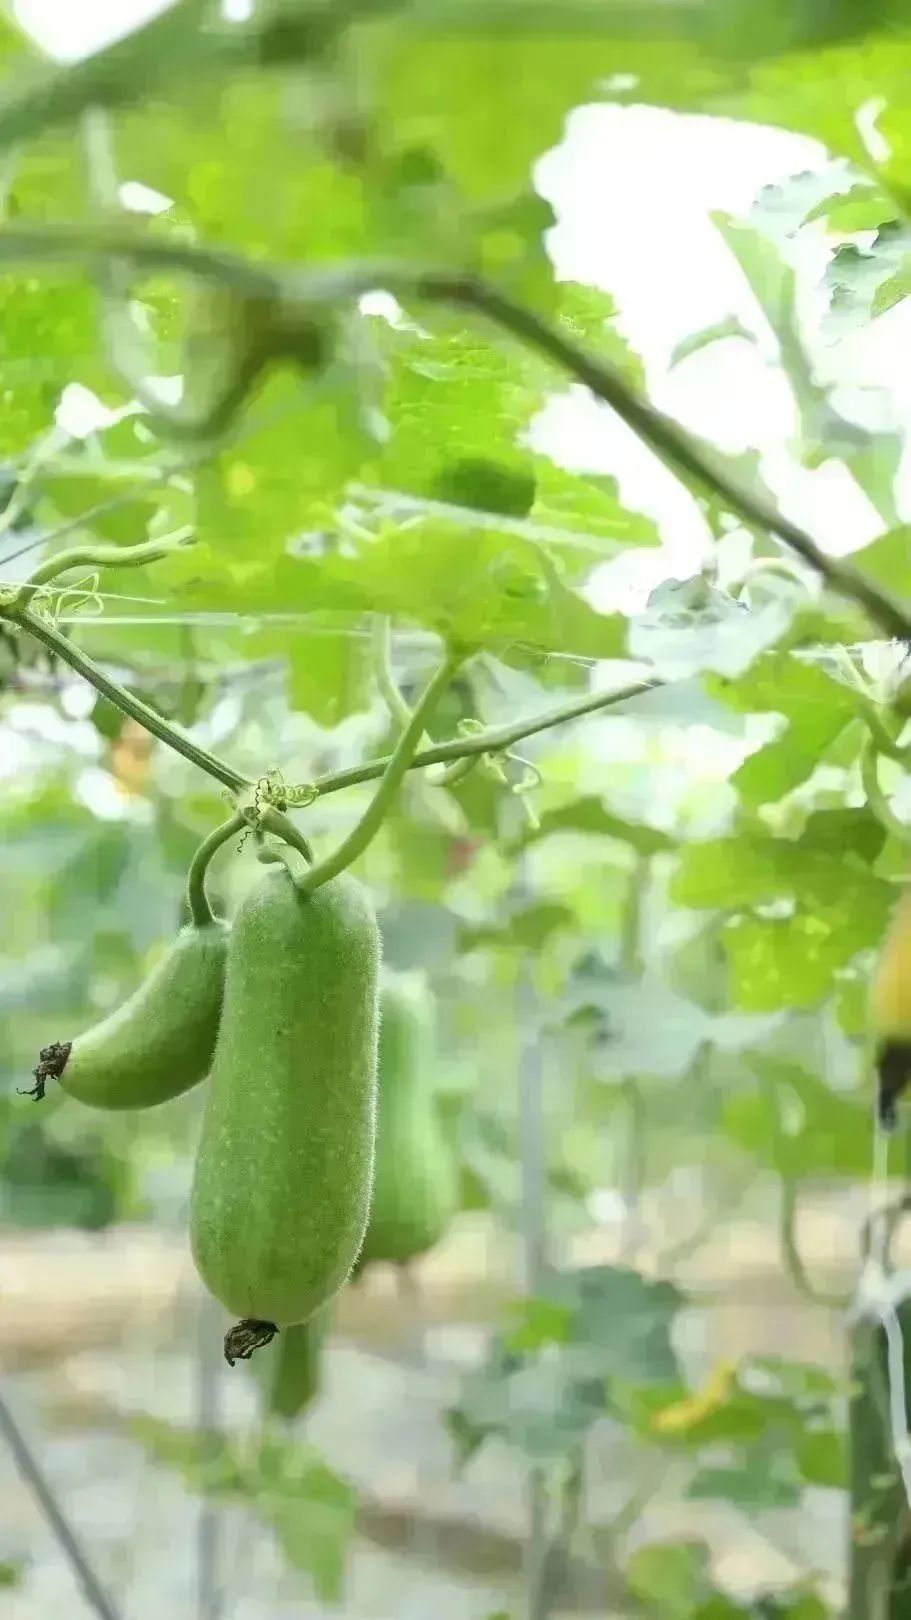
[25,922,229,1109]
[189,866,380,1364]
[252,1309,329,1421]
[356,971,457,1270]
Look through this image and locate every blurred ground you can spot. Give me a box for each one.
[0,1199,871,1617]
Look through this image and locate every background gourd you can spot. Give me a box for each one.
[356,971,458,1271]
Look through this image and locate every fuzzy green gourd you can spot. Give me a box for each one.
[189,866,380,1363]
[252,1308,329,1422]
[26,921,229,1109]
[356,971,457,1270]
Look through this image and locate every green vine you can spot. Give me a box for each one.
[186,811,247,928]
[296,649,465,895]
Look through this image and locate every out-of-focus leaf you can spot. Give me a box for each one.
[132,1418,355,1602]
[630,577,793,681]
[825,225,911,340]
[724,1056,872,1176]
[850,524,911,599]
[447,1264,682,1464]
[511,795,673,856]
[688,1457,800,1509]
[626,1540,715,1619]
[707,654,859,803]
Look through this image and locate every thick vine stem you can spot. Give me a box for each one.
[14,532,194,604]
[256,841,310,889]
[434,754,479,787]
[372,615,413,730]
[1,581,660,798]
[371,613,463,784]
[861,735,911,847]
[186,811,247,927]
[311,677,659,799]
[1,603,250,795]
[258,806,314,864]
[298,648,465,895]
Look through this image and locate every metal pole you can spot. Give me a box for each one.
[0,1383,123,1620]
[517,969,551,1620]
[196,1290,222,1620]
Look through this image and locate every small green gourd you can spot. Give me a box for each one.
[25,921,228,1109]
[356,971,457,1271]
[252,1308,329,1421]
[189,866,380,1364]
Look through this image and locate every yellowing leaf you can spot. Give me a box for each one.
[650,1361,737,1434]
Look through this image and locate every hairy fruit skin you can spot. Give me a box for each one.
[190,868,380,1327]
[54,922,228,1110]
[357,972,457,1268]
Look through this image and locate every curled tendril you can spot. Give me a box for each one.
[475,743,543,827]
[225,766,319,852]
[510,754,543,830]
[27,573,105,630]
[431,711,545,822]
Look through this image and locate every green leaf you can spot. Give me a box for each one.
[267,1459,356,1604]
[530,457,659,548]
[502,1296,574,1353]
[630,577,793,681]
[803,182,897,233]
[689,1457,801,1510]
[825,225,911,340]
[671,832,891,1009]
[626,1540,714,1618]
[677,823,888,930]
[723,1057,872,1177]
[746,162,860,247]
[447,1265,682,1464]
[132,1418,355,1602]
[713,210,902,519]
[555,281,645,388]
[511,796,673,856]
[547,1265,683,1384]
[432,455,535,516]
[850,524,911,599]
[372,317,544,497]
[708,654,859,804]
[794,1425,846,1488]
[244,619,371,726]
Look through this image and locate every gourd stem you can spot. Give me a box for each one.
[299,649,463,895]
[186,811,246,927]
[861,737,911,848]
[371,615,413,730]
[434,754,479,787]
[259,806,314,864]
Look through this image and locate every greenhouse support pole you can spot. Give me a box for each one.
[518,969,551,1620]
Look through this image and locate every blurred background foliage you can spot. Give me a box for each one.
[5,0,911,1615]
